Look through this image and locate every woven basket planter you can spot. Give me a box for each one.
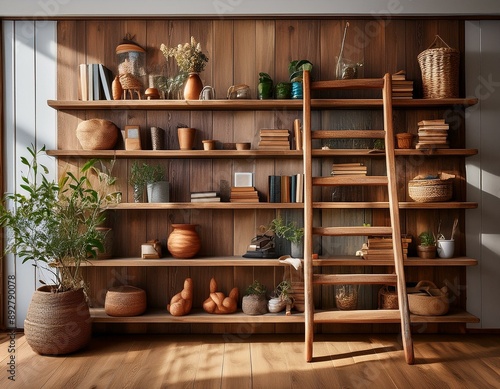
[417,35,459,99]
[24,286,91,355]
[242,294,268,315]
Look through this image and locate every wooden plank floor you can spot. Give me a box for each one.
[0,332,499,388]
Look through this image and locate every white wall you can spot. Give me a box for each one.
[2,20,57,328]
[1,0,500,18]
[465,21,500,329]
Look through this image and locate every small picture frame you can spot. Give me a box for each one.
[124,125,142,150]
[234,172,253,187]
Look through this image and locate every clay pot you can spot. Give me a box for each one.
[417,245,437,259]
[177,127,196,150]
[24,286,91,355]
[183,72,203,100]
[167,224,201,259]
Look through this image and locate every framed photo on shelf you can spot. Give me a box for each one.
[124,125,142,150]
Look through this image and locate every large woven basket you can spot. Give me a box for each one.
[407,281,449,316]
[24,286,91,355]
[408,173,454,202]
[418,35,459,99]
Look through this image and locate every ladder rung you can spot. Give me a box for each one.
[311,78,384,90]
[313,226,393,236]
[313,273,397,285]
[314,309,401,324]
[313,176,388,186]
[311,130,386,139]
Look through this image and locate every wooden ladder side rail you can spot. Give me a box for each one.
[382,73,415,365]
[303,69,314,363]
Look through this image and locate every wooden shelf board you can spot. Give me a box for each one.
[314,309,479,324]
[47,98,478,111]
[82,256,476,267]
[313,256,477,266]
[83,257,287,267]
[90,308,305,323]
[107,202,303,210]
[89,308,478,324]
[45,148,478,158]
[314,202,478,209]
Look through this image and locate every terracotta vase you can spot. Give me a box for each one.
[24,286,91,355]
[167,224,201,259]
[183,72,203,100]
[177,127,196,150]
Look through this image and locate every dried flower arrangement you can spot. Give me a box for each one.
[160,36,209,74]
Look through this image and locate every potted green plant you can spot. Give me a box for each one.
[257,72,273,99]
[267,280,292,313]
[129,161,169,203]
[0,145,118,355]
[241,280,268,315]
[288,59,313,99]
[417,231,437,259]
[270,217,304,258]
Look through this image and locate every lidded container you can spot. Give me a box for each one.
[116,34,146,91]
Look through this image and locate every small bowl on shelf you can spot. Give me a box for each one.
[236,142,251,150]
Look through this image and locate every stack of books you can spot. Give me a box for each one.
[230,186,259,203]
[258,129,290,150]
[391,70,414,99]
[361,237,411,260]
[268,173,304,203]
[416,119,449,149]
[79,63,114,101]
[190,191,220,203]
[330,163,367,176]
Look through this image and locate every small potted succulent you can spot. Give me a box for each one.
[288,59,313,99]
[417,231,437,259]
[267,280,292,313]
[242,280,268,315]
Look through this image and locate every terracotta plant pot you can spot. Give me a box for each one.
[24,286,91,355]
[417,245,437,259]
[177,127,196,150]
[167,224,201,259]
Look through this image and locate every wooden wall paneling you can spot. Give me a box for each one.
[385,20,408,76]
[57,21,85,101]
[145,20,170,83]
[320,20,343,84]
[190,20,213,88]
[275,20,298,82]
[213,20,234,96]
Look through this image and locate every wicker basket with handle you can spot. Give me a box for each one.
[407,280,449,316]
[417,35,459,99]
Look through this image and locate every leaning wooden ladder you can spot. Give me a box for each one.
[302,70,415,364]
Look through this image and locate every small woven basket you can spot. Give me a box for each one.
[417,35,460,99]
[105,285,147,317]
[407,281,449,316]
[378,285,398,309]
[408,173,454,202]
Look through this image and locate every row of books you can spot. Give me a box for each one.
[391,70,413,99]
[268,174,304,203]
[78,63,114,101]
[258,129,290,150]
[416,119,449,149]
[190,191,221,203]
[330,162,367,176]
[361,237,412,260]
